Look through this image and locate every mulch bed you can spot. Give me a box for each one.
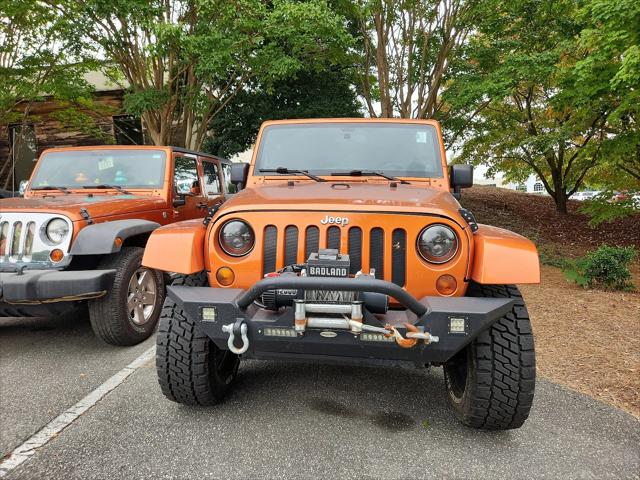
[461,186,640,258]
[521,266,640,417]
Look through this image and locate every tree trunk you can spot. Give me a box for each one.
[548,160,569,214]
[554,192,568,214]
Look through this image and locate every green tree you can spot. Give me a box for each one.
[1,0,101,189]
[575,0,640,186]
[0,0,95,125]
[204,69,362,158]
[343,0,478,119]
[443,0,621,213]
[54,0,353,150]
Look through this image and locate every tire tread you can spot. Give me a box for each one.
[449,283,536,430]
[156,272,231,406]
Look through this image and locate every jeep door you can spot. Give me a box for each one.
[171,154,207,220]
[200,157,225,210]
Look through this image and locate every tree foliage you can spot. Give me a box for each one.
[443,0,627,213]
[0,0,95,125]
[576,0,640,188]
[204,69,361,158]
[343,0,477,119]
[54,0,353,150]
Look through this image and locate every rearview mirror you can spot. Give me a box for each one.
[230,163,249,190]
[450,164,473,199]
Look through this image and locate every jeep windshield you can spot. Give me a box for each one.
[254,123,443,179]
[30,149,167,190]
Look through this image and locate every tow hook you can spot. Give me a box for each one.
[386,323,439,349]
[222,319,249,354]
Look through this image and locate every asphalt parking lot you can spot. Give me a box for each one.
[1,313,639,480]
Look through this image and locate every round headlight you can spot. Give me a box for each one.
[417,224,458,264]
[219,220,255,257]
[46,218,69,245]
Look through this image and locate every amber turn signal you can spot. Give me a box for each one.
[216,267,235,286]
[49,249,64,263]
[114,236,123,247]
[436,274,457,295]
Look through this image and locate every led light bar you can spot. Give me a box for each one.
[263,327,297,338]
[360,333,395,342]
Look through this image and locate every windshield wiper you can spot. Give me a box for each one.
[82,184,131,194]
[31,186,70,194]
[259,167,326,183]
[330,170,410,184]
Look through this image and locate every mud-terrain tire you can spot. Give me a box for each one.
[88,247,165,346]
[443,283,535,430]
[156,272,240,405]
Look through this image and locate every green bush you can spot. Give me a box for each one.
[563,245,637,291]
[579,190,640,227]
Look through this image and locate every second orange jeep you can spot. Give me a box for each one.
[0,146,233,345]
[143,119,540,429]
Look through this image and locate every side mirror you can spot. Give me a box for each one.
[230,163,249,190]
[19,180,28,196]
[172,185,186,207]
[450,164,473,199]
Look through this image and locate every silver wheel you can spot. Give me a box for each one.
[127,267,157,325]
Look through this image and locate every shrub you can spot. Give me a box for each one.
[579,190,640,227]
[563,245,637,291]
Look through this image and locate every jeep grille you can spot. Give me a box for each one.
[0,212,73,270]
[262,224,407,287]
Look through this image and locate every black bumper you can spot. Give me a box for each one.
[0,269,116,305]
[167,276,514,364]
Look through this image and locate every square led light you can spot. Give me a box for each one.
[202,307,217,321]
[449,317,466,333]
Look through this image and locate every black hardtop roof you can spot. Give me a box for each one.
[170,147,232,164]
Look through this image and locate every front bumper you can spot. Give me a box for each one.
[0,269,116,304]
[168,276,514,364]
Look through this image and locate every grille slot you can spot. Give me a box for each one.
[369,228,384,279]
[263,225,278,275]
[0,222,8,256]
[11,221,22,258]
[347,227,362,274]
[391,229,406,286]
[327,226,340,250]
[305,226,320,261]
[284,225,299,266]
[24,222,36,257]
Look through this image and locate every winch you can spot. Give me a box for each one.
[259,249,388,314]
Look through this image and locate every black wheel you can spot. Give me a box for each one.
[88,247,165,346]
[443,283,536,430]
[156,272,240,405]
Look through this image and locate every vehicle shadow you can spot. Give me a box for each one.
[216,359,515,441]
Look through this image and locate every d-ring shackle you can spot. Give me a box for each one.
[221,321,249,354]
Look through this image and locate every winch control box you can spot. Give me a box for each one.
[307,249,350,277]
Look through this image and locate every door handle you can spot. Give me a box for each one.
[197,202,208,210]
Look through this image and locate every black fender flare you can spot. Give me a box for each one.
[69,219,161,255]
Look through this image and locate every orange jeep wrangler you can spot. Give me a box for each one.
[143,119,540,429]
[0,145,234,345]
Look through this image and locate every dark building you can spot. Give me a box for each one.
[1,87,144,194]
